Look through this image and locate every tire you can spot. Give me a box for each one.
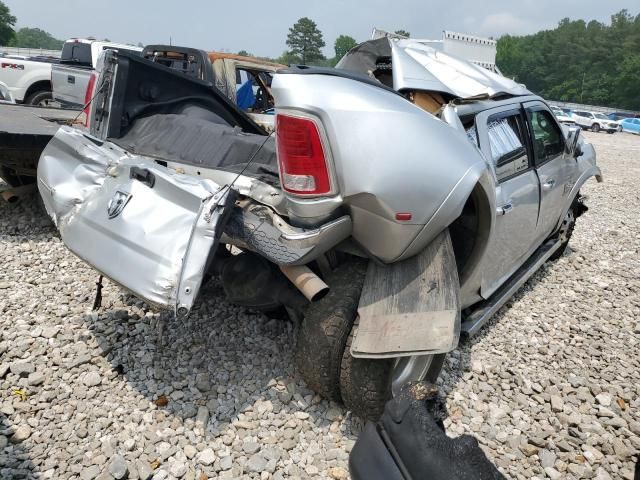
[25,90,53,107]
[294,258,367,401]
[591,123,601,133]
[340,332,446,420]
[549,201,578,261]
[296,256,448,420]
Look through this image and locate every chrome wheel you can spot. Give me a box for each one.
[391,355,434,397]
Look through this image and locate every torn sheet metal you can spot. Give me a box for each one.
[338,37,531,99]
[38,126,233,317]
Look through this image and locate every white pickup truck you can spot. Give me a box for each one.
[0,53,57,105]
[51,39,142,109]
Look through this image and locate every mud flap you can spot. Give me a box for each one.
[351,229,460,358]
[38,127,235,318]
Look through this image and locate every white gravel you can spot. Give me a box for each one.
[0,130,638,479]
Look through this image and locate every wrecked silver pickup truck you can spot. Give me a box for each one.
[38,37,601,419]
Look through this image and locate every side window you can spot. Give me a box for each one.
[527,109,564,166]
[486,111,530,182]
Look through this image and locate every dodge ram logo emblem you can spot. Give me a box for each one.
[107,191,132,219]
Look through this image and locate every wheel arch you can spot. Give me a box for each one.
[23,80,52,101]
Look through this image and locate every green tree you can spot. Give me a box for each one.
[496,9,640,110]
[286,17,325,65]
[237,50,252,57]
[9,27,64,49]
[394,30,410,38]
[334,35,357,62]
[276,50,301,65]
[0,1,16,46]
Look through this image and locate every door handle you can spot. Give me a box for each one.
[543,179,556,190]
[496,202,513,216]
[67,75,75,84]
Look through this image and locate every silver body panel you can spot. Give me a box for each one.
[38,46,601,358]
[388,39,531,98]
[38,127,231,317]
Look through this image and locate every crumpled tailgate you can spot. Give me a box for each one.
[38,126,234,317]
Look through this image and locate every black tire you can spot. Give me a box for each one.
[25,90,52,107]
[591,123,601,133]
[340,332,446,420]
[294,258,367,401]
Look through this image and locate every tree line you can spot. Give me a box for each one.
[497,9,640,110]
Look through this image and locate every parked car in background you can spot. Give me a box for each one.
[0,53,58,105]
[51,38,143,109]
[572,111,619,133]
[551,107,575,126]
[39,39,601,419]
[607,112,637,132]
[620,118,640,134]
[607,112,637,121]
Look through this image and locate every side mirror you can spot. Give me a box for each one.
[566,127,582,158]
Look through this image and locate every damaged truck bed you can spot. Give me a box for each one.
[38,39,600,419]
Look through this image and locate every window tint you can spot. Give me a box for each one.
[527,109,564,165]
[61,43,92,66]
[487,111,530,182]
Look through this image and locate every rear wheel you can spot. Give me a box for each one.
[295,259,367,401]
[340,331,445,420]
[591,123,601,133]
[295,257,446,420]
[25,90,53,107]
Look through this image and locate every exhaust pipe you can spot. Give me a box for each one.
[1,190,19,203]
[280,265,329,302]
[1,184,36,203]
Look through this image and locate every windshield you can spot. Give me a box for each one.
[552,109,564,117]
[595,114,608,120]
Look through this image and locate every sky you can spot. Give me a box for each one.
[4,0,639,58]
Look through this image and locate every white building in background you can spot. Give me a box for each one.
[371,29,499,73]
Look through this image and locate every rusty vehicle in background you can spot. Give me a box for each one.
[37,36,601,419]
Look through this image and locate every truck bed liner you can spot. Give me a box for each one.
[114,113,280,186]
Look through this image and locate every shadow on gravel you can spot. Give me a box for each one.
[84,277,359,443]
[0,414,37,479]
[438,251,565,396]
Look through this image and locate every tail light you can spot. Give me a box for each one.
[276,113,332,196]
[83,72,97,127]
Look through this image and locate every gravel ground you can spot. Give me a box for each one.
[0,130,638,479]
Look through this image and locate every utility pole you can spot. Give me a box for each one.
[580,72,586,103]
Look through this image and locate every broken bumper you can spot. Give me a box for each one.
[37,127,351,316]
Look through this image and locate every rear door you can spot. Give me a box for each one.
[475,105,541,297]
[523,101,574,241]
